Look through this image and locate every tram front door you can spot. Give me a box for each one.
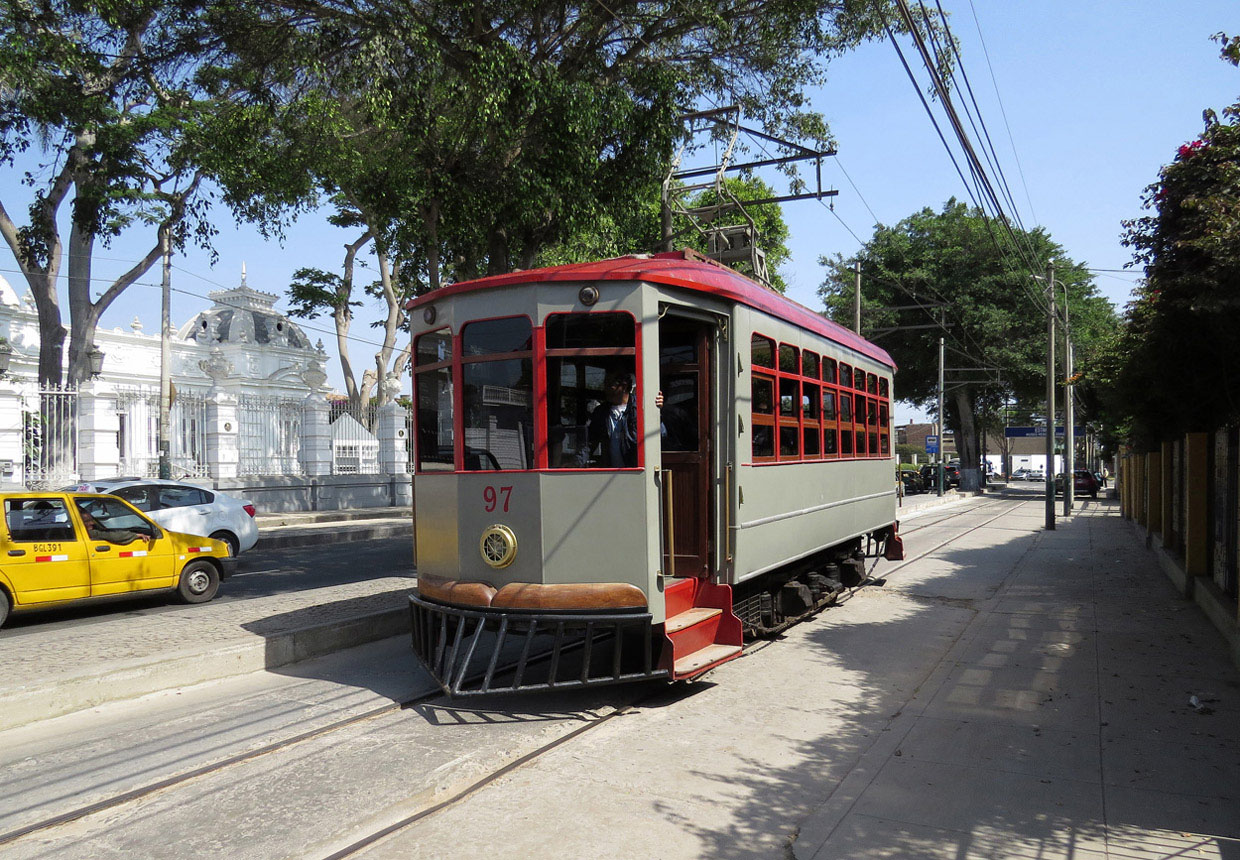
[659,316,713,578]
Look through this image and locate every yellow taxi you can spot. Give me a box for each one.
[0,492,237,628]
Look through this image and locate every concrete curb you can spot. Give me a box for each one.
[0,606,410,733]
[254,521,408,551]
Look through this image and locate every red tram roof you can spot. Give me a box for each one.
[407,250,895,368]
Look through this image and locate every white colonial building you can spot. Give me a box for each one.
[0,270,410,511]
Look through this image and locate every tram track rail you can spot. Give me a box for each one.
[1,498,1021,855]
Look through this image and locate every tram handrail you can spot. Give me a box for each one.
[660,469,675,577]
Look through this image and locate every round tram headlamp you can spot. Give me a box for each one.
[423,305,437,325]
[578,286,599,306]
[479,524,518,569]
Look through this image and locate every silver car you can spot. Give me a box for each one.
[63,479,258,556]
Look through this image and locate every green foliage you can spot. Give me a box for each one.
[675,176,794,291]
[1116,44,1240,444]
[819,200,1118,469]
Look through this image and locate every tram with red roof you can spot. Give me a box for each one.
[407,250,901,695]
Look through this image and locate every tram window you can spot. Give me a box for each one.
[856,430,867,455]
[416,330,452,366]
[867,399,878,426]
[879,377,889,398]
[660,372,699,451]
[752,376,774,414]
[415,365,454,471]
[803,351,819,378]
[823,357,837,385]
[854,393,865,423]
[822,390,836,421]
[546,313,635,349]
[803,427,820,457]
[840,427,853,455]
[839,363,852,389]
[461,316,533,356]
[869,432,879,455]
[838,394,852,423]
[854,368,866,390]
[802,382,820,420]
[779,377,798,417]
[462,358,534,470]
[879,403,889,425]
[880,434,891,455]
[751,335,775,369]
[779,426,799,459]
[461,317,533,471]
[823,427,838,455]
[658,326,697,364]
[867,373,878,394]
[752,425,774,459]
[779,344,799,374]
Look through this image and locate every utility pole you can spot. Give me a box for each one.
[159,229,172,480]
[1044,264,1055,530]
[854,261,862,335]
[937,336,945,496]
[1063,288,1074,516]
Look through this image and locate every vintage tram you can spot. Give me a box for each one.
[408,250,901,695]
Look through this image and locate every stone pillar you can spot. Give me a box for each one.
[205,388,240,480]
[77,381,120,481]
[378,400,411,476]
[0,382,24,489]
[299,393,331,477]
[200,348,240,480]
[1184,432,1210,578]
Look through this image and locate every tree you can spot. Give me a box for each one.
[0,2,252,385]
[209,0,933,290]
[1113,34,1240,445]
[819,200,1117,488]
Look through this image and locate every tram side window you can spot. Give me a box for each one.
[750,335,777,462]
[414,330,454,471]
[461,317,534,471]
[839,394,853,455]
[545,312,639,469]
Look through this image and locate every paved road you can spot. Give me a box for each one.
[0,537,412,636]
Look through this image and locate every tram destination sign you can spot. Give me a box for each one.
[1004,426,1085,438]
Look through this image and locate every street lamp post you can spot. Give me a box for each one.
[1044,264,1055,530]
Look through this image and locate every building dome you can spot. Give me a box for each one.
[177,271,312,350]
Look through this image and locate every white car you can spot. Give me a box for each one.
[63,478,258,556]
[1027,470,1046,482]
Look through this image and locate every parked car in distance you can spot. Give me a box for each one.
[917,464,960,489]
[0,491,236,628]
[1027,469,1045,482]
[899,470,925,495]
[62,479,257,556]
[1074,469,1100,498]
[1011,468,1030,481]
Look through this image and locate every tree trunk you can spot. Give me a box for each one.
[64,223,96,386]
[952,387,981,491]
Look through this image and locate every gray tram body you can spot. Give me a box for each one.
[408,253,897,694]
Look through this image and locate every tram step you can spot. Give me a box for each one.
[663,577,698,618]
[673,643,743,679]
[666,607,722,655]
[665,606,721,634]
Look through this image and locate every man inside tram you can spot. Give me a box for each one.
[581,368,640,467]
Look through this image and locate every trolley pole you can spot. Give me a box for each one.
[158,228,172,481]
[937,336,945,497]
[1044,264,1055,530]
[854,261,862,335]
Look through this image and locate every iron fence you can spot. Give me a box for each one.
[239,393,303,476]
[22,383,79,489]
[328,399,380,475]
[115,387,210,478]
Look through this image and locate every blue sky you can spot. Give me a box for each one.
[2,1,1237,422]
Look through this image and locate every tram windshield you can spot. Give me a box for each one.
[545,312,638,469]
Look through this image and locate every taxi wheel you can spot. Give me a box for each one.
[210,531,239,558]
[0,589,9,629]
[178,561,220,604]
